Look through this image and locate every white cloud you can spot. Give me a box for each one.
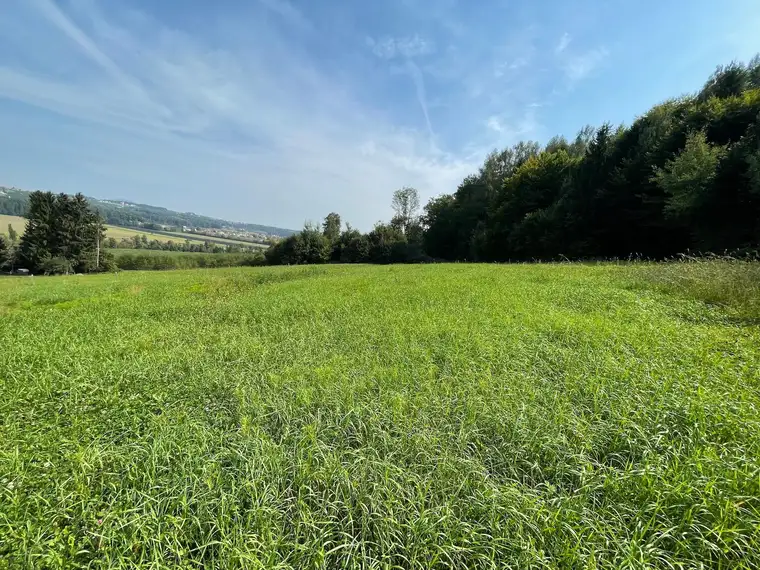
[0,0,615,229]
[486,116,503,133]
[367,35,435,60]
[555,32,572,54]
[403,60,434,138]
[562,47,609,81]
[0,1,473,228]
[493,57,529,78]
[256,0,312,30]
[484,111,540,143]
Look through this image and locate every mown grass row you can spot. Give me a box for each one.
[0,263,758,568]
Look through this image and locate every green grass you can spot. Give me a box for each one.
[1,263,759,568]
[630,258,760,324]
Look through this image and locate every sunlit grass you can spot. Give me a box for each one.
[631,257,760,324]
[1,263,758,568]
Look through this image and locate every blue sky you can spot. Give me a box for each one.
[1,0,759,229]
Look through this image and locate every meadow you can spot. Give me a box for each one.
[0,263,758,568]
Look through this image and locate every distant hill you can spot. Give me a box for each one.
[0,187,296,237]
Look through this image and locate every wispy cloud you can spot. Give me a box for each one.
[484,111,540,143]
[366,35,435,60]
[486,116,504,133]
[368,34,437,140]
[562,47,609,81]
[0,0,625,228]
[405,61,435,138]
[0,2,479,227]
[555,33,572,54]
[256,0,312,30]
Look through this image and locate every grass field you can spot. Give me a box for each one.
[1,263,759,568]
[0,214,26,236]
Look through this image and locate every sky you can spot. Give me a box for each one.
[1,0,759,230]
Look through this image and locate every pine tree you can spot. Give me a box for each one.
[16,191,107,273]
[0,235,9,270]
[17,191,56,271]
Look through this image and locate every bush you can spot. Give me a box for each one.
[115,252,265,271]
[41,256,74,275]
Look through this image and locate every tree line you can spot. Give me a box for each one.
[265,187,428,265]
[4,56,759,272]
[267,56,760,266]
[103,234,261,254]
[114,251,264,271]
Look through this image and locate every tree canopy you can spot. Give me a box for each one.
[420,56,760,261]
[266,56,760,267]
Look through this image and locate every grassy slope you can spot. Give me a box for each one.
[0,214,25,235]
[0,264,758,568]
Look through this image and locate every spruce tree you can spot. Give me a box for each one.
[0,235,9,269]
[17,191,56,271]
[17,191,107,273]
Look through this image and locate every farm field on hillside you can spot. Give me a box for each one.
[0,214,25,235]
[102,225,206,245]
[156,229,269,248]
[1,264,759,568]
[0,215,208,246]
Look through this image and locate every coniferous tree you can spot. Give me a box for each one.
[0,235,9,270]
[17,191,56,271]
[16,191,108,273]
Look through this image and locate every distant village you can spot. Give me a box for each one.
[180,226,277,244]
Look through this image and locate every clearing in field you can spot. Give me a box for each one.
[0,263,758,568]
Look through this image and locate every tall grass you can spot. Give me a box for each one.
[1,263,758,568]
[632,256,760,323]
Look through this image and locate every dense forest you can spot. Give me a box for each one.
[269,56,760,265]
[0,188,294,237]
